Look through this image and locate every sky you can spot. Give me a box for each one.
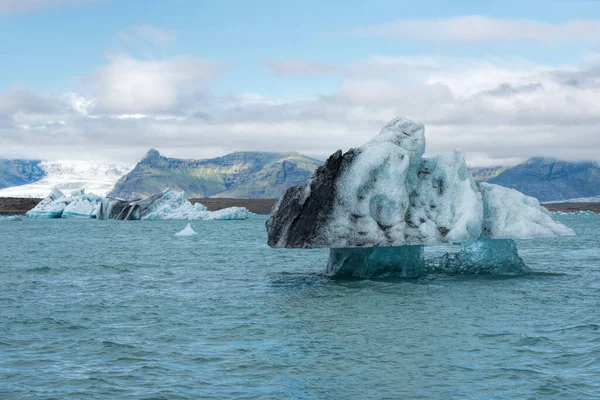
[1,0,600,166]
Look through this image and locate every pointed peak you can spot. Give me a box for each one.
[145,148,161,159]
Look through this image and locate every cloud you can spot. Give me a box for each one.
[0,0,95,14]
[90,53,229,113]
[2,52,600,166]
[354,16,600,44]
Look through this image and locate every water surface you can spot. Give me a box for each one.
[1,216,599,399]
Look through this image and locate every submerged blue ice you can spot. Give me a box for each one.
[327,246,424,278]
[440,238,530,275]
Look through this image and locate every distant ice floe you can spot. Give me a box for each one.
[0,216,22,221]
[552,210,598,216]
[98,189,251,221]
[175,223,198,237]
[28,188,251,221]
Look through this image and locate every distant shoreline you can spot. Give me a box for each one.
[1,197,599,216]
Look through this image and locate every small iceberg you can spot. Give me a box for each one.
[27,188,102,219]
[175,223,198,237]
[62,189,102,219]
[26,188,70,219]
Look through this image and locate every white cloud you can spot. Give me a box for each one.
[354,16,600,44]
[90,53,229,113]
[0,0,95,14]
[2,53,600,166]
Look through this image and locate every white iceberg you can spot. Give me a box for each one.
[26,188,70,219]
[140,189,251,221]
[267,116,575,278]
[98,189,251,221]
[479,183,575,238]
[175,223,198,237]
[26,188,104,219]
[61,189,102,219]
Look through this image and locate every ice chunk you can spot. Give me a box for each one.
[175,223,197,237]
[26,188,69,219]
[141,190,250,221]
[141,189,200,220]
[0,216,22,221]
[62,190,102,219]
[201,207,251,221]
[194,203,208,212]
[440,238,530,275]
[267,118,486,248]
[98,189,251,221]
[407,151,483,244]
[327,246,424,278]
[267,117,574,249]
[480,183,575,239]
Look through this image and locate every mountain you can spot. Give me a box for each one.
[481,157,600,202]
[0,162,133,198]
[108,149,323,200]
[469,166,509,183]
[0,160,46,189]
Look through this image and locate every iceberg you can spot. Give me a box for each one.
[479,183,574,238]
[26,188,69,219]
[439,238,530,276]
[266,117,574,278]
[327,246,424,278]
[27,188,102,219]
[97,189,251,221]
[61,189,102,219]
[175,223,198,237]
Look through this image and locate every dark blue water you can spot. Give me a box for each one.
[1,216,599,399]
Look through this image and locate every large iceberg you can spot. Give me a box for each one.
[266,117,574,278]
[98,189,251,221]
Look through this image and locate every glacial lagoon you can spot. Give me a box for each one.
[1,215,599,399]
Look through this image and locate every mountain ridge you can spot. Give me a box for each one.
[472,157,600,202]
[0,159,46,189]
[108,149,323,200]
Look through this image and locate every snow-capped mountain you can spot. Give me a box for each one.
[0,162,134,198]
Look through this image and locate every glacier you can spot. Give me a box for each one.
[97,189,251,221]
[0,162,133,198]
[267,116,575,278]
